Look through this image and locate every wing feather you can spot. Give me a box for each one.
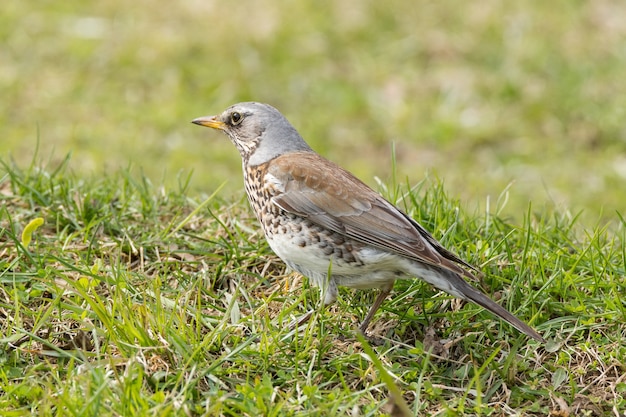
[268,153,477,279]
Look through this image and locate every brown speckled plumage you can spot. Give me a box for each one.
[192,102,545,342]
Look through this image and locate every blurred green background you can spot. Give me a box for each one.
[2,0,625,222]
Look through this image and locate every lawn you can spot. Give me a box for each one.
[1,158,624,416]
[1,0,625,415]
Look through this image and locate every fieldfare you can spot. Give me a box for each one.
[192,102,544,342]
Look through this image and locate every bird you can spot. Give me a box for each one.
[192,102,544,343]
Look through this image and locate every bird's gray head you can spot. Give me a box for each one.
[192,102,312,166]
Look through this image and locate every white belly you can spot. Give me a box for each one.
[266,234,409,289]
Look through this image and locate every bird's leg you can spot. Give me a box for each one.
[291,310,314,329]
[289,278,336,330]
[358,286,392,334]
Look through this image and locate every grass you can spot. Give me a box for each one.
[1,155,624,416]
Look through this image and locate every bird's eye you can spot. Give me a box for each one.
[230,112,243,125]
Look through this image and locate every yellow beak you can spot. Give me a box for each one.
[191,115,226,130]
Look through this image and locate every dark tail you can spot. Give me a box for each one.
[446,272,545,343]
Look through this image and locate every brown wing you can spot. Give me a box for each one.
[268,152,478,280]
